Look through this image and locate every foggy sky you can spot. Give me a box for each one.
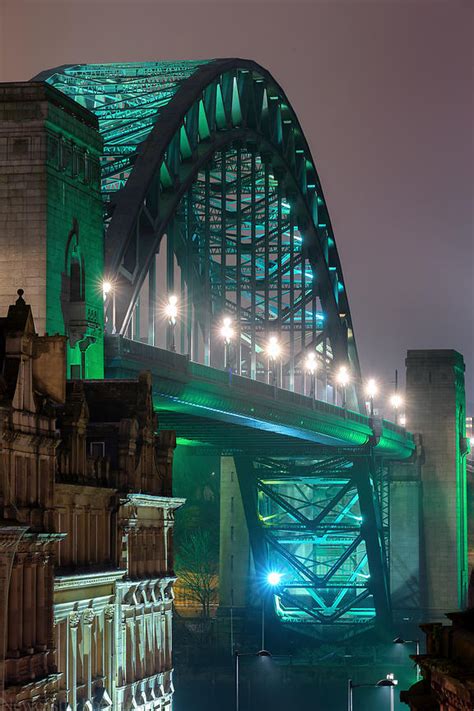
[1,0,472,408]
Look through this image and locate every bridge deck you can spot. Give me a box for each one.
[105,336,415,459]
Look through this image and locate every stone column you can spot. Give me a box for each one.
[219,455,250,609]
[83,609,95,702]
[104,605,114,699]
[22,556,34,653]
[68,613,80,710]
[36,558,47,650]
[7,563,20,656]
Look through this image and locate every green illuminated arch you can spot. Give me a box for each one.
[36,60,362,409]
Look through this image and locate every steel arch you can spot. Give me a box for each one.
[36,59,361,408]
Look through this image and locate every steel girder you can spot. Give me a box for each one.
[235,453,391,632]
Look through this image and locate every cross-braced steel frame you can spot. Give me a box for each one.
[36,60,392,630]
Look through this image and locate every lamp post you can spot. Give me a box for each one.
[393,636,421,680]
[262,571,282,650]
[266,336,281,387]
[305,351,318,400]
[235,649,272,711]
[102,280,116,334]
[220,316,234,370]
[365,378,378,417]
[164,295,178,352]
[348,674,398,711]
[336,366,350,408]
[390,393,403,425]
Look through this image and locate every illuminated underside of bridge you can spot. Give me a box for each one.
[36,59,415,634]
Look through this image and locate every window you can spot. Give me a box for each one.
[90,441,105,458]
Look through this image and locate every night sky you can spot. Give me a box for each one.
[1,0,472,409]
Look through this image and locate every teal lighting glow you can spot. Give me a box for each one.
[267,571,283,586]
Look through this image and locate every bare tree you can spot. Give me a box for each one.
[175,529,218,617]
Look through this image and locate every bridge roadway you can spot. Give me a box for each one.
[105,335,415,460]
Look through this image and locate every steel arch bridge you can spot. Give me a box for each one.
[36,59,413,634]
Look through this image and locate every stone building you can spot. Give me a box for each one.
[400,609,474,710]
[0,291,183,709]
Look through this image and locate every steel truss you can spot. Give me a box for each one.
[236,453,391,630]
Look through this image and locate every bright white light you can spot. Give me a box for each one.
[470,436,474,446]
[399,414,406,427]
[365,378,378,398]
[267,571,282,586]
[266,336,281,361]
[220,316,234,344]
[336,366,350,388]
[390,393,403,410]
[102,280,112,297]
[164,295,178,325]
[305,351,318,374]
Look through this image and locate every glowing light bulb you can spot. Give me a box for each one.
[165,295,178,325]
[220,316,234,344]
[336,366,350,388]
[390,393,403,410]
[305,351,318,374]
[365,378,378,398]
[266,336,281,360]
[102,280,112,298]
[267,571,282,586]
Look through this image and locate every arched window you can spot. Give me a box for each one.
[69,246,84,302]
[64,219,85,303]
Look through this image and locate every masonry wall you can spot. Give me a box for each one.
[0,84,48,328]
[219,455,250,609]
[0,82,104,378]
[405,349,468,617]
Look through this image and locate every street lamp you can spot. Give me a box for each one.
[266,336,281,386]
[348,673,398,711]
[304,351,318,399]
[390,393,403,425]
[261,570,282,650]
[394,636,420,680]
[102,280,116,333]
[235,649,272,711]
[365,378,378,417]
[164,295,178,352]
[336,365,350,408]
[220,316,234,370]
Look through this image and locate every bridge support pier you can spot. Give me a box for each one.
[219,456,251,611]
[387,350,469,627]
[404,349,468,618]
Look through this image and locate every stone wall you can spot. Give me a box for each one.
[0,82,104,378]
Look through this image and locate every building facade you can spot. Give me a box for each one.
[0,292,183,709]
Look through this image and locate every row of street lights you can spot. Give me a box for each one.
[103,286,406,423]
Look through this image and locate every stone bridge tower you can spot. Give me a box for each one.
[390,349,468,623]
[0,82,104,378]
